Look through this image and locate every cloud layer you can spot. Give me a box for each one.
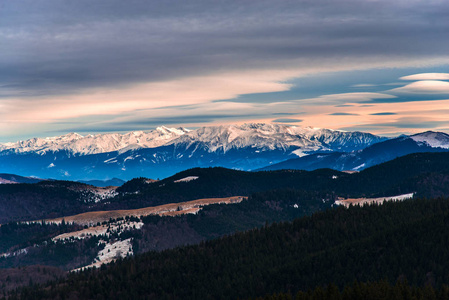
[1,1,449,141]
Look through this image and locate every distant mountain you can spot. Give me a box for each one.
[77,178,126,187]
[0,123,385,180]
[168,123,385,155]
[260,131,449,172]
[0,173,43,184]
[0,126,190,156]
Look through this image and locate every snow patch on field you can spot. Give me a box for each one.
[335,193,414,208]
[74,186,118,203]
[174,176,199,183]
[90,187,118,203]
[73,238,133,271]
[0,247,28,258]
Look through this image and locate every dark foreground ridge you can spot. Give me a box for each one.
[8,197,449,299]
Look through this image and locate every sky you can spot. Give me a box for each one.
[1,0,449,142]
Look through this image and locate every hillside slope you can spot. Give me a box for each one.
[12,197,449,299]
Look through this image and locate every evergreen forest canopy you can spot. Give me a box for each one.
[7,196,449,299]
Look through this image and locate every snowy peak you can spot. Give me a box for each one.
[410,131,449,149]
[169,123,385,155]
[156,126,190,136]
[170,123,323,154]
[0,127,189,155]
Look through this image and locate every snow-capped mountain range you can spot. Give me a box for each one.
[2,123,448,181]
[0,123,384,157]
[0,126,190,156]
[0,123,386,180]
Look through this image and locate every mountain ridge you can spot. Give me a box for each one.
[0,123,386,180]
[260,130,449,172]
[0,126,190,156]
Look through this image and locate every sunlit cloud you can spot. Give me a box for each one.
[400,73,449,80]
[328,113,359,116]
[390,80,449,94]
[298,92,397,105]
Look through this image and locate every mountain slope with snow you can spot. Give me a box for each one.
[168,123,385,155]
[0,126,190,156]
[260,131,449,172]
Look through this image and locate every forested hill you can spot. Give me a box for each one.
[114,151,449,206]
[3,152,449,223]
[9,197,449,299]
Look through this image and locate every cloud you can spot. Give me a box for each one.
[370,112,397,116]
[1,0,449,100]
[272,118,303,123]
[272,112,304,116]
[389,80,449,94]
[369,117,449,129]
[1,0,449,140]
[328,112,359,116]
[400,73,449,80]
[351,84,376,87]
[301,92,396,105]
[0,71,295,123]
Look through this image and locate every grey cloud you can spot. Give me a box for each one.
[361,94,449,103]
[272,112,304,116]
[329,112,359,116]
[370,112,397,116]
[370,121,449,129]
[1,0,449,98]
[346,117,449,130]
[352,84,376,88]
[272,118,303,123]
